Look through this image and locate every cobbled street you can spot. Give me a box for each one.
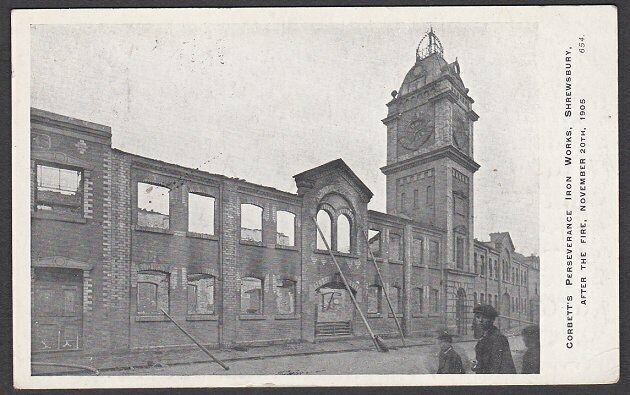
[105,336,526,376]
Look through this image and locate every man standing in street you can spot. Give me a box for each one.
[436,331,465,374]
[471,304,516,374]
[521,324,540,374]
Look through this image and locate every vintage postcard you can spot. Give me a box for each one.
[11,6,618,388]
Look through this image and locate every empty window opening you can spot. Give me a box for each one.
[276,211,295,247]
[414,287,424,315]
[367,285,382,314]
[430,288,440,313]
[138,182,170,229]
[337,214,351,253]
[412,237,423,266]
[241,204,263,242]
[275,279,296,315]
[390,285,402,314]
[137,271,169,315]
[241,277,263,314]
[187,274,214,315]
[429,240,439,266]
[188,193,215,235]
[389,233,402,261]
[36,164,83,215]
[368,229,381,258]
[316,210,332,250]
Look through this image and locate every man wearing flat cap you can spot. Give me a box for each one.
[471,304,516,374]
[436,331,465,374]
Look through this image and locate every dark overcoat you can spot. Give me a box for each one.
[437,346,465,374]
[473,326,516,374]
[521,346,540,374]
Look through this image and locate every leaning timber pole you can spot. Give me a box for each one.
[363,230,406,346]
[161,308,230,370]
[312,217,386,352]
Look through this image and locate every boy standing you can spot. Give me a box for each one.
[437,331,465,374]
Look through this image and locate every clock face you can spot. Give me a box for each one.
[453,110,470,152]
[398,112,433,151]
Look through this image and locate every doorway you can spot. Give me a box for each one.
[32,268,83,352]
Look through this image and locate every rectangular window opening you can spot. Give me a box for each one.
[188,193,215,235]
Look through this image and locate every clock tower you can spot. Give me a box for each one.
[380,29,480,272]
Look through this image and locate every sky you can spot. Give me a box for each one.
[30,21,540,255]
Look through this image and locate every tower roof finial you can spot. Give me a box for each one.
[416,27,444,62]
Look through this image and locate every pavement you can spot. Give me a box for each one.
[32,325,528,376]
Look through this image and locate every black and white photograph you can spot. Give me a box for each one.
[11,6,618,388]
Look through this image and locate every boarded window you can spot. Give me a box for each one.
[414,288,424,315]
[316,210,332,250]
[337,214,351,253]
[137,183,170,229]
[241,277,263,314]
[429,240,439,266]
[368,229,381,258]
[188,193,215,235]
[412,238,423,266]
[137,271,169,315]
[187,274,214,315]
[240,204,263,242]
[430,288,440,313]
[276,211,295,247]
[389,233,402,261]
[367,285,381,314]
[36,164,83,215]
[275,279,296,315]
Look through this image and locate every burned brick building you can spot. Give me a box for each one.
[30,30,539,358]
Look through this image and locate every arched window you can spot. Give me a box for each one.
[316,209,332,250]
[337,214,351,253]
[137,271,170,315]
[241,204,263,242]
[400,192,407,212]
[276,211,295,247]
